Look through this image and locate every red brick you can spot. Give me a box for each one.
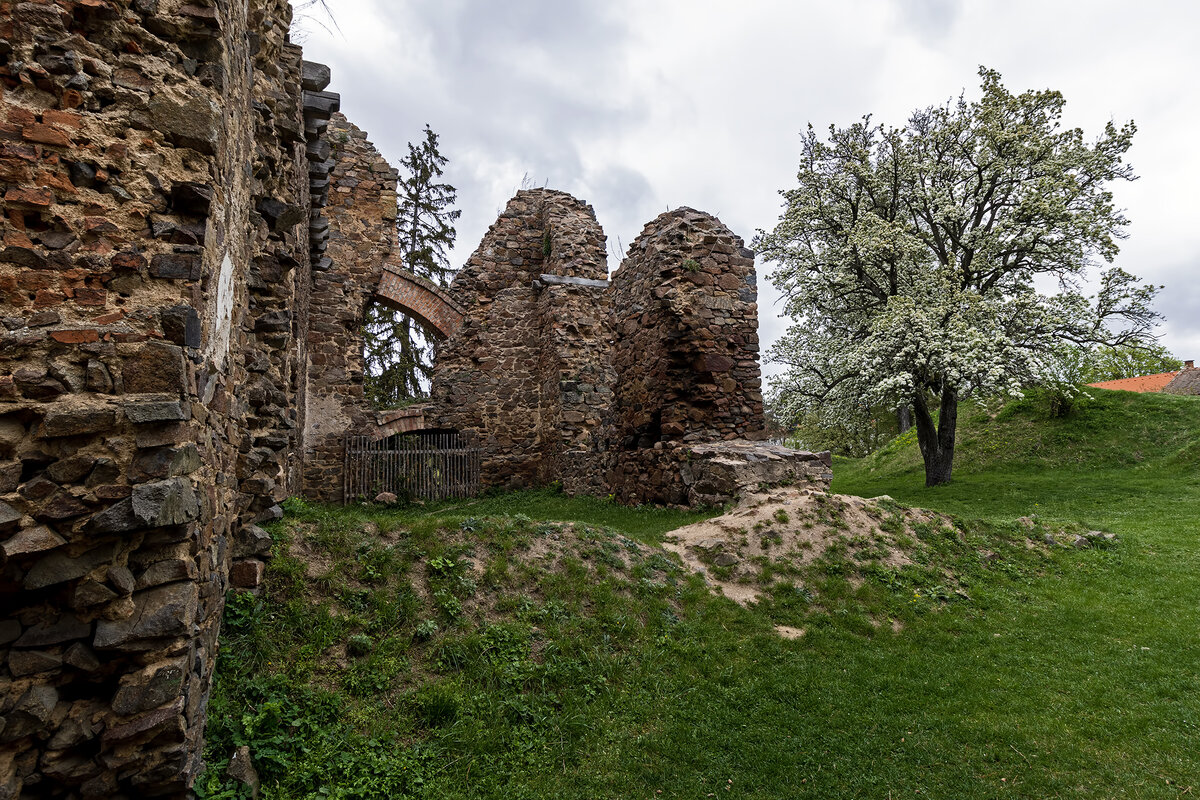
[1,142,37,161]
[22,123,71,147]
[7,106,34,126]
[110,251,145,270]
[33,289,66,306]
[17,272,52,290]
[93,310,124,324]
[41,109,81,129]
[0,158,30,182]
[4,187,52,207]
[50,329,99,343]
[73,287,107,306]
[37,170,75,194]
[84,216,118,234]
[5,230,34,248]
[60,90,83,110]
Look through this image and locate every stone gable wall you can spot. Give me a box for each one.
[301,113,402,503]
[608,207,764,448]
[430,190,614,489]
[0,0,333,794]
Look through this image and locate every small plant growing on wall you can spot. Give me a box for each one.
[682,258,701,272]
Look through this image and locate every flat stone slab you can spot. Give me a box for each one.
[535,273,610,289]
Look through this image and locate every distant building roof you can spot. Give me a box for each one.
[1087,371,1180,393]
[1164,367,1200,396]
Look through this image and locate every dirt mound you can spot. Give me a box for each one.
[664,488,942,608]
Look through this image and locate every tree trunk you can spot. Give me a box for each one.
[911,388,958,487]
[897,404,912,434]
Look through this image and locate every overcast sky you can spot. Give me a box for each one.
[294,0,1200,371]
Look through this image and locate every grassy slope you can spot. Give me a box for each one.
[201,389,1200,799]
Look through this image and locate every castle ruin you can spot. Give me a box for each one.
[0,2,827,795]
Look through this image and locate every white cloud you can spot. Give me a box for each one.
[296,0,1200,362]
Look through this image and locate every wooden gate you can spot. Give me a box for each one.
[344,431,481,503]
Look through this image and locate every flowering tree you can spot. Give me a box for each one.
[756,68,1160,486]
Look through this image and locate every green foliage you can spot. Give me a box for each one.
[363,124,460,407]
[1083,342,1183,382]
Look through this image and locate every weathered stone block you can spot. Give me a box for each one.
[131,477,201,527]
[93,583,199,649]
[1,525,66,559]
[160,304,202,348]
[24,543,116,590]
[230,558,264,588]
[8,648,63,677]
[124,399,190,424]
[0,500,21,533]
[122,342,187,394]
[112,661,186,715]
[148,89,220,154]
[149,252,202,281]
[232,524,272,558]
[39,407,117,438]
[0,686,58,741]
[14,614,91,647]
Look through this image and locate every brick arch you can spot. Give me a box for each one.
[374,260,464,340]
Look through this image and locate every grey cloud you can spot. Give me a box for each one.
[894,0,963,43]
[1151,262,1200,356]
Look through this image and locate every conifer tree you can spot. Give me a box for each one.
[364,125,460,407]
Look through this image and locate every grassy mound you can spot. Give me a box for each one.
[665,488,1068,636]
[200,389,1200,798]
[197,498,708,799]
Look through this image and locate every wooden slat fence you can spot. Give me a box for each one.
[344,431,481,503]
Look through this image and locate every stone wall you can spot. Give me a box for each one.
[608,208,764,449]
[301,114,402,502]
[430,190,614,489]
[425,192,782,506]
[0,4,815,791]
[0,0,331,795]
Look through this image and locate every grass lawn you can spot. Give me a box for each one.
[200,389,1200,799]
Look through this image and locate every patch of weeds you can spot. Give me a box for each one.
[413,619,438,641]
[433,589,463,621]
[408,681,460,727]
[347,633,373,657]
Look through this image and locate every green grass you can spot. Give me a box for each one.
[201,389,1200,798]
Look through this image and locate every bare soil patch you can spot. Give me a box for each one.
[663,488,942,607]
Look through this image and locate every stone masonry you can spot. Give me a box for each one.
[0,6,827,797]
[0,0,337,795]
[424,191,825,507]
[429,190,613,490]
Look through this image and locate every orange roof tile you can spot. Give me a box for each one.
[1087,371,1180,393]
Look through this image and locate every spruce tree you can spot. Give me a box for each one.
[363,125,460,408]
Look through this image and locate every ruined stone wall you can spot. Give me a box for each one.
[603,208,766,504]
[0,0,327,795]
[608,208,764,449]
[301,113,400,502]
[431,190,613,489]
